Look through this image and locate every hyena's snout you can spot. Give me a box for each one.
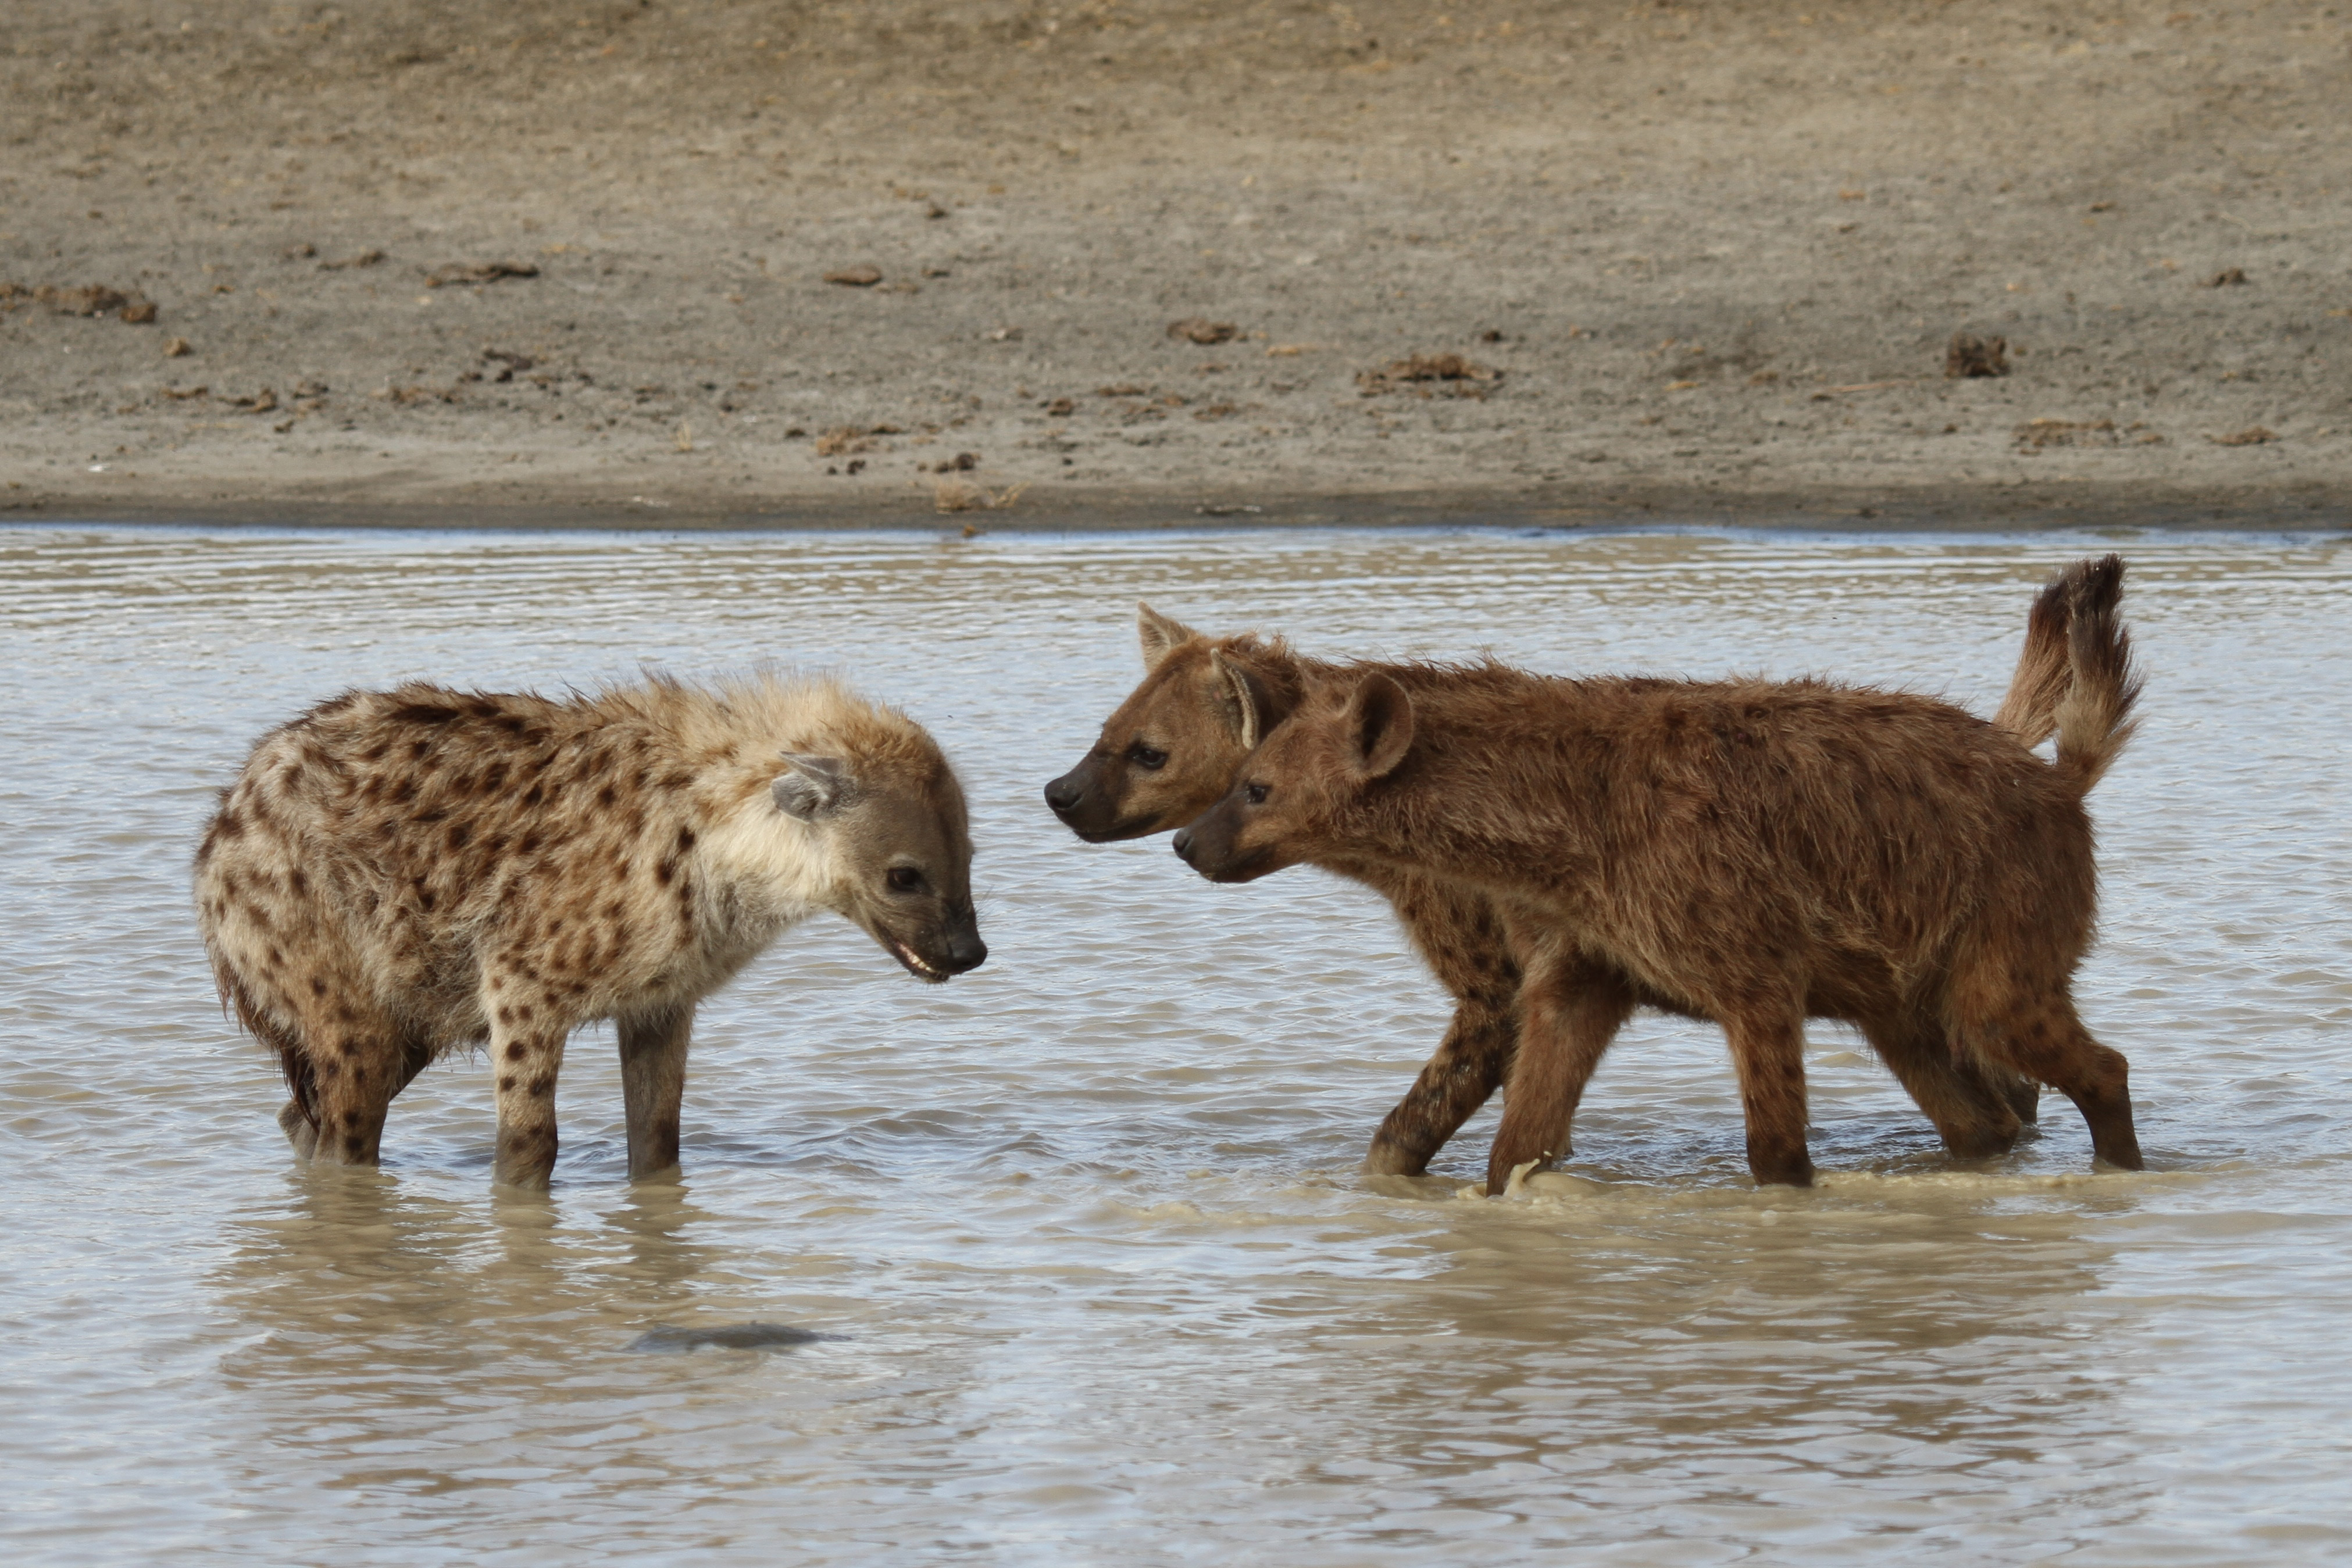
[1042,770,1087,817]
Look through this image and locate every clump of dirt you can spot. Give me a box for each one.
[2212,426,2277,446]
[925,451,980,473]
[1042,396,1076,416]
[1946,333,2010,378]
[1096,383,1149,397]
[481,349,536,383]
[221,388,279,413]
[1166,318,1237,345]
[2206,267,2249,287]
[933,476,1023,513]
[3,283,156,322]
[825,266,884,287]
[377,384,458,405]
[2014,418,2118,449]
[424,262,538,288]
[319,250,385,271]
[1357,353,1500,397]
[816,423,906,456]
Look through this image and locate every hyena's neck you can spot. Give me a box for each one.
[699,794,833,926]
[1329,739,1605,901]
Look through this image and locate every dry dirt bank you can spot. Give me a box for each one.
[3,0,2347,527]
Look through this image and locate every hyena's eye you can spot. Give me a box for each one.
[1129,744,1168,771]
[1244,783,1269,805]
[886,866,925,893]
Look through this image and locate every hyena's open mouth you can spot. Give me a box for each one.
[886,937,949,983]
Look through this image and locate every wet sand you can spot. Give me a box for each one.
[3,0,2347,527]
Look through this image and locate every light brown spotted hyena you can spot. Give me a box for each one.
[194,674,984,1189]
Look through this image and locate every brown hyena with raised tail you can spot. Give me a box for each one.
[195,674,984,1189]
[1173,557,2144,1190]
[1048,572,2092,1176]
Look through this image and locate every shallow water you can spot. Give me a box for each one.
[3,523,2348,1565]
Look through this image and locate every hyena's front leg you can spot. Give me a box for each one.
[485,967,571,1188]
[617,1003,693,1181]
[1483,944,1636,1195]
[1364,876,1524,1176]
[1364,991,1517,1177]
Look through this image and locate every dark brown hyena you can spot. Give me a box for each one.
[195,674,984,1188]
[1174,558,2144,1190]
[1049,571,2094,1175]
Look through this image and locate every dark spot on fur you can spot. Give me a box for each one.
[394,702,462,726]
[599,784,619,808]
[505,1041,527,1060]
[529,1077,554,1098]
[498,1074,517,1092]
[448,822,471,851]
[676,826,697,851]
[309,975,328,996]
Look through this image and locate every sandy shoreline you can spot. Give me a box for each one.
[5,0,2347,527]
[10,484,2344,535]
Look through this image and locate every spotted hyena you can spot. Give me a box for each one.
[195,674,985,1188]
[1175,558,2144,1190]
[1044,572,2086,1176]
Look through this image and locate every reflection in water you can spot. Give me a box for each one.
[4,525,2350,1564]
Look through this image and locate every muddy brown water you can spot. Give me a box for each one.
[3,524,2347,1565]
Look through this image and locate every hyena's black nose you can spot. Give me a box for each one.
[1172,827,1197,865]
[946,931,988,972]
[1043,776,1083,816]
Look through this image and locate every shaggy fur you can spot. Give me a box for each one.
[1175,557,2144,1189]
[1051,569,2094,1174]
[195,673,983,1188]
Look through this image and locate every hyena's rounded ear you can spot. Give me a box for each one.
[1136,602,1199,670]
[772,752,853,820]
[1208,648,1264,750]
[1344,673,1415,781]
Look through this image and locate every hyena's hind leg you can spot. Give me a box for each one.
[1957,985,2143,1171]
[1860,1010,2033,1159]
[251,990,410,1169]
[276,1027,436,1159]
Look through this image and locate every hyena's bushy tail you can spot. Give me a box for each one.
[1991,561,2079,744]
[217,963,317,1129]
[2047,553,2143,796]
